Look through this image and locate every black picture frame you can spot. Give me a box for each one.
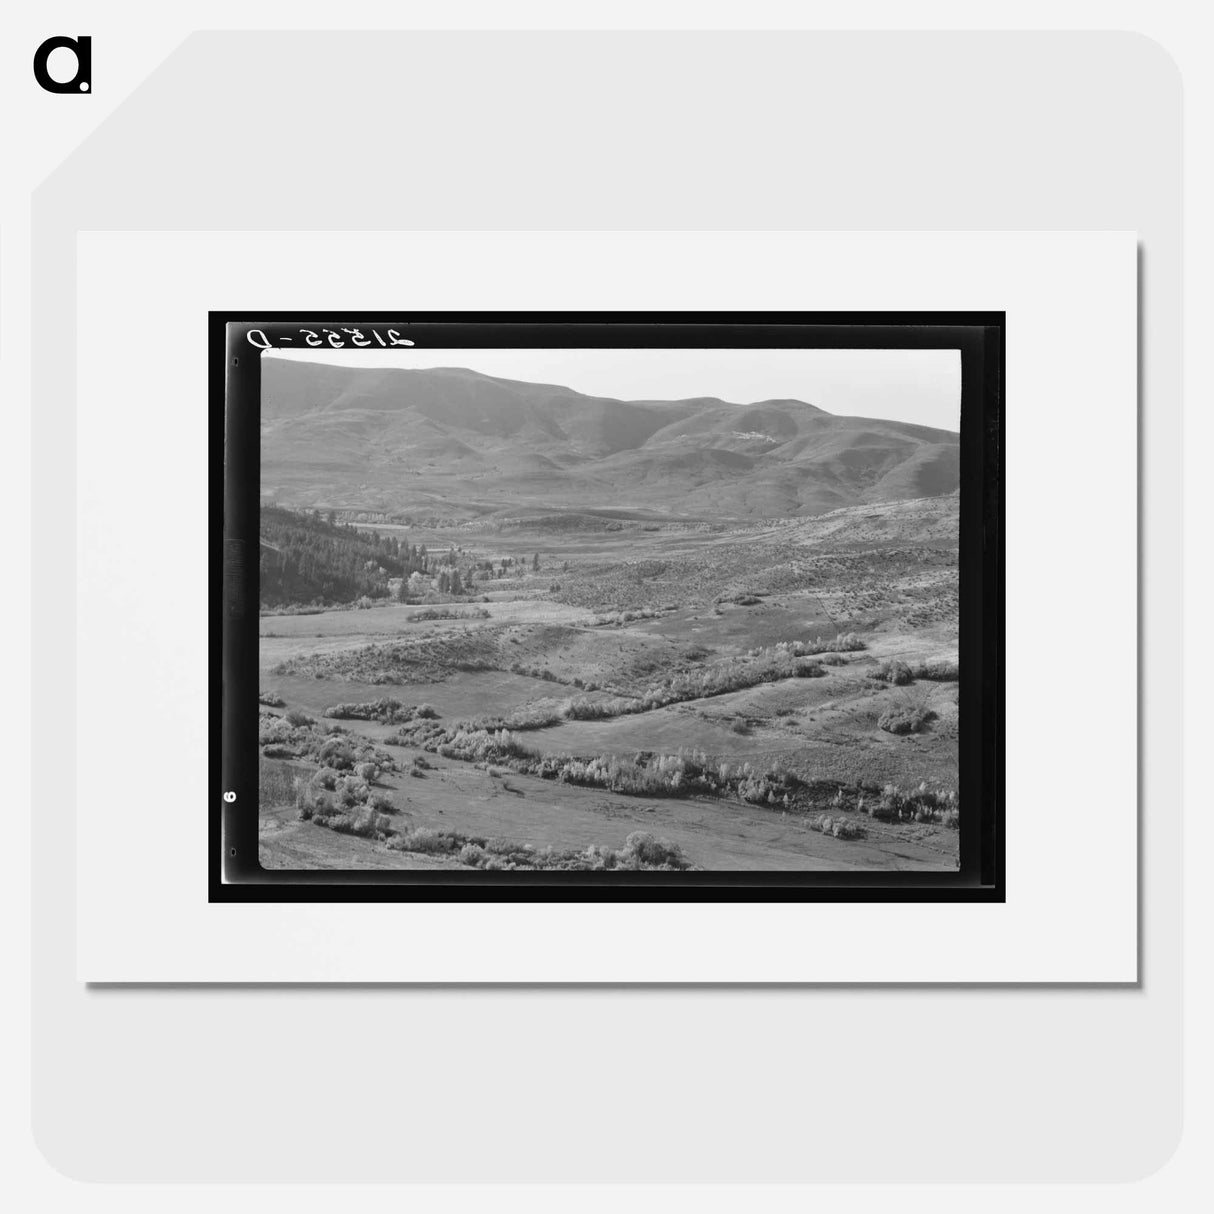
[214,312,1003,902]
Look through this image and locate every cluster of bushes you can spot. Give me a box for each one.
[259,712,314,759]
[626,648,825,712]
[733,766,803,808]
[572,753,805,809]
[871,657,959,685]
[810,813,866,841]
[878,704,936,735]
[560,695,637,720]
[294,765,396,837]
[407,607,491,622]
[812,780,959,828]
[391,719,806,807]
[322,698,439,724]
[910,658,959,681]
[259,604,327,617]
[258,690,285,707]
[466,693,651,733]
[382,707,957,827]
[308,763,386,798]
[739,636,864,661]
[862,782,958,826]
[617,832,688,868]
[588,606,672,627]
[434,726,541,766]
[458,831,689,871]
[801,632,866,654]
[258,711,397,773]
[386,719,959,832]
[872,659,914,686]
[380,828,691,871]
[386,826,465,854]
[465,699,568,732]
[294,795,693,869]
[558,752,718,798]
[507,661,572,685]
[499,669,608,697]
[306,804,395,839]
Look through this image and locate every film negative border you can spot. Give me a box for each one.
[213,312,1003,902]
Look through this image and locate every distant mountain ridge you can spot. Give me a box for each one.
[260,358,960,519]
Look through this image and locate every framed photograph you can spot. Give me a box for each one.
[216,312,1003,900]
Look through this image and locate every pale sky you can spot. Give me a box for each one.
[267,346,960,433]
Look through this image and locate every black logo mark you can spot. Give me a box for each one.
[33,35,91,93]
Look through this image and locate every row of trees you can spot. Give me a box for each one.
[397,552,542,601]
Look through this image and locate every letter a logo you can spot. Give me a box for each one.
[33,35,92,93]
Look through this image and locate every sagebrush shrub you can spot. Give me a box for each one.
[800,632,865,655]
[808,813,865,840]
[873,660,914,686]
[316,807,390,839]
[866,783,956,824]
[303,786,337,825]
[335,777,369,809]
[877,706,935,735]
[459,842,487,866]
[621,831,686,868]
[322,698,420,724]
[317,738,356,770]
[389,827,465,855]
[910,658,959,681]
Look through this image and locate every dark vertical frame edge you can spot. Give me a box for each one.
[216,318,263,887]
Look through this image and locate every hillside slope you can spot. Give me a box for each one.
[258,506,406,606]
[261,358,959,520]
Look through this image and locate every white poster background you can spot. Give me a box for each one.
[75,230,1136,982]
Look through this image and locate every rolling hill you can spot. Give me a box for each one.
[260,358,959,520]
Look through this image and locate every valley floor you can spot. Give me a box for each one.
[257,499,962,872]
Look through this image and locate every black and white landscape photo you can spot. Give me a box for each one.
[256,345,962,873]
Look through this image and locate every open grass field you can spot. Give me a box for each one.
[257,495,961,871]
